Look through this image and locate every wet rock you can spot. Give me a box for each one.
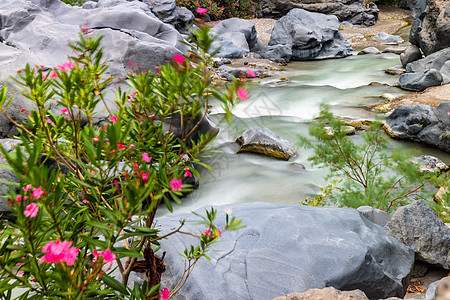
[357,47,381,55]
[371,32,404,45]
[159,202,414,300]
[383,102,450,153]
[411,155,449,173]
[265,9,352,62]
[382,46,407,55]
[381,93,404,101]
[256,0,379,26]
[398,69,443,91]
[357,206,391,227]
[236,126,297,160]
[259,44,292,63]
[384,200,450,269]
[409,0,450,56]
[272,287,369,300]
[400,45,423,67]
[385,65,406,75]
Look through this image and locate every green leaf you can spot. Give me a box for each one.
[101,274,129,296]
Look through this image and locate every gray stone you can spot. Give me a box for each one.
[236,126,297,160]
[145,0,178,23]
[398,69,443,91]
[400,45,423,67]
[0,139,21,217]
[406,47,450,85]
[341,21,362,28]
[382,46,407,55]
[174,7,195,34]
[259,44,292,63]
[272,287,369,300]
[210,36,244,58]
[268,9,352,62]
[426,280,440,300]
[357,47,381,55]
[257,0,379,27]
[357,206,391,227]
[411,155,449,173]
[435,276,450,300]
[409,0,450,56]
[159,202,414,300]
[384,200,450,269]
[371,32,404,45]
[383,102,450,153]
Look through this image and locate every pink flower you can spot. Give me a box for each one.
[448,110,450,116]
[161,288,170,300]
[41,239,79,266]
[173,54,186,64]
[57,61,75,71]
[49,69,58,79]
[117,143,127,150]
[183,167,193,178]
[196,7,208,14]
[247,68,256,78]
[15,195,22,202]
[170,178,182,191]
[92,249,116,270]
[142,152,151,163]
[110,116,118,123]
[92,137,99,142]
[23,184,32,192]
[237,87,248,100]
[46,119,53,124]
[142,172,149,183]
[24,203,39,218]
[61,108,68,114]
[32,186,44,199]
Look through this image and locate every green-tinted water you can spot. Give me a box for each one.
[159,52,450,215]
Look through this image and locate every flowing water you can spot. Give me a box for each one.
[159,51,450,216]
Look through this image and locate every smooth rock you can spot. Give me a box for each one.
[435,276,450,300]
[384,200,450,269]
[159,202,414,300]
[272,287,369,300]
[256,0,379,26]
[357,47,381,55]
[383,102,450,152]
[371,32,404,45]
[357,206,391,227]
[426,280,440,300]
[385,65,406,75]
[400,45,423,67]
[259,44,292,63]
[398,69,443,91]
[267,9,352,62]
[406,47,450,85]
[381,93,404,101]
[145,0,178,23]
[236,126,297,160]
[382,46,407,55]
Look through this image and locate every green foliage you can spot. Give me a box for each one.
[299,105,431,212]
[177,0,259,20]
[60,0,86,6]
[0,26,244,299]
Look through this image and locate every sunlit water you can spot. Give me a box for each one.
[158,51,450,216]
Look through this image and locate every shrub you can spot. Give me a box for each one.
[177,0,259,20]
[0,26,244,299]
[299,105,435,213]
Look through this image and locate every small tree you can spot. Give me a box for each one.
[299,105,430,212]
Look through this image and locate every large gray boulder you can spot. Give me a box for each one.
[159,202,414,300]
[406,47,450,85]
[384,200,450,269]
[0,0,187,137]
[263,9,352,62]
[257,0,379,27]
[210,18,265,58]
[383,102,450,153]
[400,45,423,67]
[409,0,450,56]
[398,69,443,91]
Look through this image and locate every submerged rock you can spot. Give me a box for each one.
[235,126,297,160]
[159,202,414,300]
[262,9,352,62]
[357,47,381,55]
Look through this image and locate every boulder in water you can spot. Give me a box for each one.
[235,126,297,160]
